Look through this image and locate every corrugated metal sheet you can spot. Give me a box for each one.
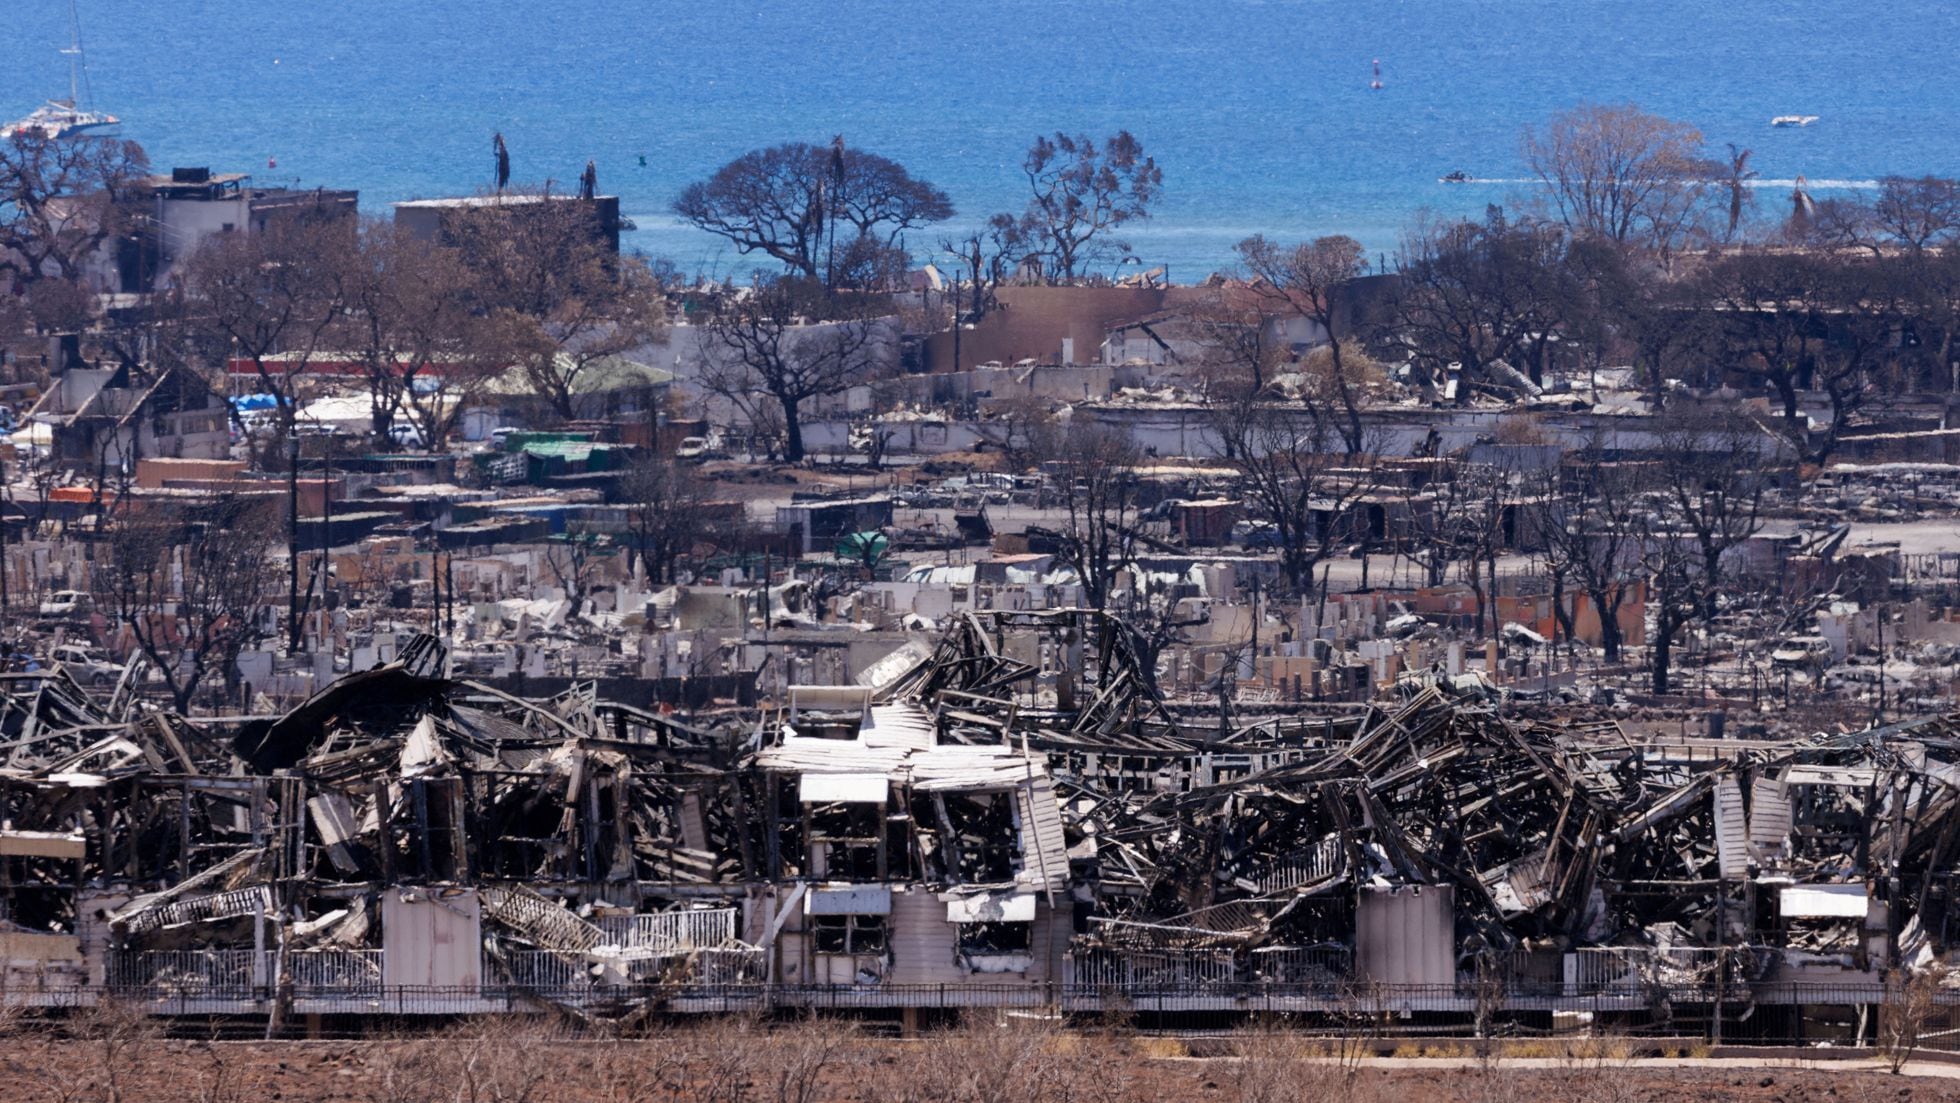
[806,885,893,915]
[381,888,482,988]
[1714,777,1749,879]
[1750,776,1794,862]
[1018,775,1069,894]
[912,745,1043,791]
[1780,884,1869,918]
[754,740,910,777]
[798,772,889,803]
[1354,885,1453,986]
[862,702,937,751]
[1782,764,1880,788]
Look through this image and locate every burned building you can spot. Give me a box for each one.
[1,614,1959,1025]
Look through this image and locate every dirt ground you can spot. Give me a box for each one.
[7,1028,1960,1103]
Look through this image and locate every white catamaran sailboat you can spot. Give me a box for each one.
[6,1,119,141]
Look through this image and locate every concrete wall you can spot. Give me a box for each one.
[923,286,1171,373]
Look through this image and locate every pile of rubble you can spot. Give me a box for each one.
[0,612,1955,1020]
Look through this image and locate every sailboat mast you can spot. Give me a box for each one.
[60,0,89,108]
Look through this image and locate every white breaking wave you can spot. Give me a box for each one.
[1442,177,1883,189]
[1746,178,1881,189]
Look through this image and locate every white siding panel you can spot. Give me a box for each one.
[799,773,890,803]
[884,889,965,985]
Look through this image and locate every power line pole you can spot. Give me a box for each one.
[287,434,300,652]
[0,456,10,617]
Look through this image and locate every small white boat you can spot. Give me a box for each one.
[8,100,118,141]
[1771,115,1819,128]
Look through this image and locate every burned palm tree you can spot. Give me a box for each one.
[493,132,511,194]
[1724,143,1758,241]
[824,134,846,287]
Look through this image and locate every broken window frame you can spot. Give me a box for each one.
[810,912,888,955]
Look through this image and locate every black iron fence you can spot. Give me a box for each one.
[10,978,1960,1017]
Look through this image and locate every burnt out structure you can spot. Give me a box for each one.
[1,615,1959,1026]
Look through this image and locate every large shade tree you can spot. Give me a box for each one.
[442,192,667,422]
[0,130,148,290]
[675,140,952,288]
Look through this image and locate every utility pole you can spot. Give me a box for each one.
[1875,609,1887,725]
[429,520,442,639]
[0,456,10,616]
[320,432,334,655]
[286,434,300,652]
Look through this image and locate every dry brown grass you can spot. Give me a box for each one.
[0,1008,1950,1103]
[1229,1022,1384,1103]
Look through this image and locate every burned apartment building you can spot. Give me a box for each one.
[1,607,1959,1029]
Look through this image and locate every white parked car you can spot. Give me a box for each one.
[38,590,92,618]
[1771,636,1835,670]
[50,644,119,686]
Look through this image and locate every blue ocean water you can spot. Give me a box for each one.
[6,1,1958,279]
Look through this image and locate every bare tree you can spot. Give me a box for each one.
[16,273,96,334]
[1693,248,1891,464]
[1641,415,1772,693]
[1642,514,1700,697]
[441,191,667,422]
[94,494,280,712]
[1235,233,1370,450]
[1455,473,1513,642]
[543,534,608,619]
[1658,414,1772,618]
[1533,458,1643,664]
[619,453,707,584]
[973,393,1057,473]
[1041,420,1141,611]
[938,217,1021,327]
[1381,208,1575,402]
[0,130,148,288]
[1405,459,1481,588]
[1209,396,1376,594]
[1872,175,1960,254]
[1186,281,1286,400]
[698,278,888,463]
[1520,102,1717,252]
[182,213,355,452]
[1569,239,1705,405]
[1882,964,1949,1074]
[675,141,952,286]
[997,131,1162,282]
[336,219,527,449]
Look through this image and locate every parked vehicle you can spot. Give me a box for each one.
[38,589,91,618]
[1771,636,1835,670]
[1232,521,1284,549]
[49,644,118,686]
